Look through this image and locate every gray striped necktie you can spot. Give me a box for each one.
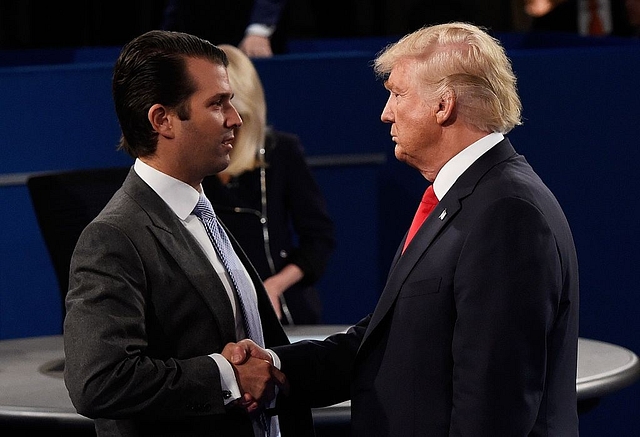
[193,194,265,346]
[192,194,276,436]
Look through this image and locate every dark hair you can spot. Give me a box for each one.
[112,30,228,158]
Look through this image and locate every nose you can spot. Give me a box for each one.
[380,96,393,124]
[227,104,243,129]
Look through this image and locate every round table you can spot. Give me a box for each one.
[0,328,638,434]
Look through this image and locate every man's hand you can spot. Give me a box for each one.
[223,339,274,364]
[221,340,287,413]
[239,34,273,58]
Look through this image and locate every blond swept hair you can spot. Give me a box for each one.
[373,22,522,134]
[218,44,267,176]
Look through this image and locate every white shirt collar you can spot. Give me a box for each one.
[432,132,504,200]
[133,159,202,220]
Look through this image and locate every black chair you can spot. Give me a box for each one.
[26,166,131,327]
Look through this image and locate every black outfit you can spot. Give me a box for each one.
[161,0,290,54]
[531,0,636,37]
[203,129,335,325]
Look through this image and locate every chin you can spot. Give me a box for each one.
[394,147,407,163]
[208,163,229,176]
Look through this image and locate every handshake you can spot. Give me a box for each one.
[221,339,287,414]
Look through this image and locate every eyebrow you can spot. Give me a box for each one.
[205,92,233,104]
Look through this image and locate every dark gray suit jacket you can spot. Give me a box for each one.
[63,168,313,436]
[275,138,579,436]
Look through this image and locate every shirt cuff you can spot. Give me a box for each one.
[267,348,281,369]
[245,23,275,38]
[266,349,280,409]
[210,353,241,405]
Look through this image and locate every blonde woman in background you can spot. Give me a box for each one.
[203,44,335,325]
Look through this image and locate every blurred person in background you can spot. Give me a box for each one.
[526,0,635,36]
[162,0,288,57]
[625,0,640,35]
[203,43,335,325]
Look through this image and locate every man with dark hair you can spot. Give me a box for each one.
[63,29,313,437]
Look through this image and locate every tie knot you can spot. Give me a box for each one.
[421,185,438,206]
[193,195,215,221]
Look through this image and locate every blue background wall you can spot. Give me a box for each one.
[1,35,639,435]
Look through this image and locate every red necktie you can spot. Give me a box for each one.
[588,0,605,35]
[403,184,438,253]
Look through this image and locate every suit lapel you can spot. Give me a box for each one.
[361,139,517,345]
[363,196,461,343]
[122,170,237,342]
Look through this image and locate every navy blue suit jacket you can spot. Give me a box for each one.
[275,138,579,436]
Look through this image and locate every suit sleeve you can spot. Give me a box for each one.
[450,196,564,435]
[63,220,225,420]
[273,316,369,407]
[248,0,286,27]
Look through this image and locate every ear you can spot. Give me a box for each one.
[435,89,455,125]
[148,104,175,139]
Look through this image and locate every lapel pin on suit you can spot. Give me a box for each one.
[439,209,447,220]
